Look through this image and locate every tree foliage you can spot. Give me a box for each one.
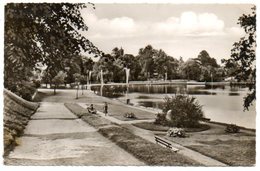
[153,49,179,80]
[197,50,218,67]
[52,71,67,85]
[222,6,256,110]
[137,45,156,79]
[90,46,224,83]
[178,50,224,82]
[160,95,204,128]
[180,59,202,81]
[52,70,67,94]
[4,3,101,97]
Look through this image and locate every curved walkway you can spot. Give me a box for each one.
[5,102,144,166]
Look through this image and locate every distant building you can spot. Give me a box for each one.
[224,77,237,82]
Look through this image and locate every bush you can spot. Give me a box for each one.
[225,124,240,133]
[124,112,136,119]
[154,113,168,126]
[161,95,204,128]
[16,81,36,101]
[32,80,41,88]
[167,127,186,138]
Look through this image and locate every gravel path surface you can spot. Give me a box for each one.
[5,102,144,166]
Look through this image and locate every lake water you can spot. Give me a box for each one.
[91,84,256,129]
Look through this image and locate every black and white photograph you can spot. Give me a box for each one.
[1,0,258,168]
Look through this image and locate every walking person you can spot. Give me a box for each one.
[103,102,108,116]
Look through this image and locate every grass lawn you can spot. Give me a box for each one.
[188,139,255,166]
[64,103,89,117]
[133,122,169,131]
[95,103,156,121]
[98,126,200,166]
[133,122,210,132]
[162,122,255,166]
[64,103,113,128]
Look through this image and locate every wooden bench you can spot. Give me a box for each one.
[155,136,179,152]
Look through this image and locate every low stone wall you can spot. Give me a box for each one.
[3,89,40,155]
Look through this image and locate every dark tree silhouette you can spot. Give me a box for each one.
[4,3,101,96]
[222,6,256,110]
[197,50,219,68]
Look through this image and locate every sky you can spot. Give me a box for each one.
[79,3,253,63]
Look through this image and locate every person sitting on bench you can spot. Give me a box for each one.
[87,104,97,114]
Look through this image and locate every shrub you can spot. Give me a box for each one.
[124,112,136,119]
[154,113,168,126]
[225,124,240,133]
[162,95,204,128]
[16,81,36,101]
[167,127,186,138]
[32,80,41,88]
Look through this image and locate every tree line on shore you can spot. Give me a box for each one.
[43,45,230,87]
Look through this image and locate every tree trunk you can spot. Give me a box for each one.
[76,83,79,99]
[81,84,84,95]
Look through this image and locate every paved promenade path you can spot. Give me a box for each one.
[5,101,144,166]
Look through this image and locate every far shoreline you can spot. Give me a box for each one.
[40,80,254,89]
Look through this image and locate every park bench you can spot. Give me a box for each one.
[155,136,179,152]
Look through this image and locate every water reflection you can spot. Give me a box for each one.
[93,85,126,98]
[138,101,164,109]
[91,84,244,98]
[205,84,225,90]
[229,92,240,96]
[136,95,158,99]
[188,90,217,95]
